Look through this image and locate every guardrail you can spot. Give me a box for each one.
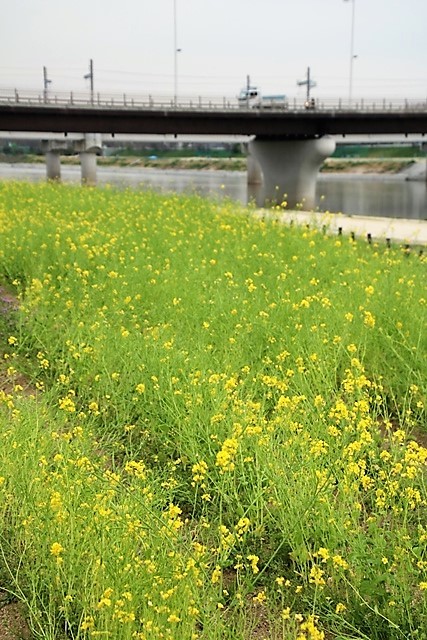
[0,89,426,113]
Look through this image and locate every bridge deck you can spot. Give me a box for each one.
[1,102,427,138]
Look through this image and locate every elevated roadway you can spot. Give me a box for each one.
[1,102,427,138]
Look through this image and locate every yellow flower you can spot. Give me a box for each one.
[247,554,260,574]
[192,460,208,483]
[316,547,330,562]
[235,517,251,535]
[50,542,64,557]
[167,614,181,623]
[252,590,266,604]
[332,555,349,570]
[211,565,222,584]
[216,437,239,472]
[309,565,326,586]
[88,401,99,413]
[80,617,95,630]
[59,397,76,412]
[363,310,376,328]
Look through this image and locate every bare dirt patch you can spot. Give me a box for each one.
[0,601,31,640]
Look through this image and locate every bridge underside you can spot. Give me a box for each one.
[0,104,426,138]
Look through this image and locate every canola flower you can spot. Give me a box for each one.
[0,182,425,639]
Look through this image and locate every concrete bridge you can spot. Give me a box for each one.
[1,91,426,207]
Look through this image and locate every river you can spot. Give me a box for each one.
[1,162,426,220]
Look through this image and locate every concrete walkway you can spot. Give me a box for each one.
[255,209,427,247]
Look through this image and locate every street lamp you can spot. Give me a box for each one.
[173,0,181,106]
[344,0,356,105]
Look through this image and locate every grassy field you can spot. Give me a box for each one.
[0,182,426,639]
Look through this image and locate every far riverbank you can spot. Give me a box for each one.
[0,153,425,176]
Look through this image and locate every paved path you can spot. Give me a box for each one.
[255,209,427,247]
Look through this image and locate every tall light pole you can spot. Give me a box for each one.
[173,0,180,106]
[344,0,356,105]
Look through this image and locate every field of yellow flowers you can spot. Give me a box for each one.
[0,181,425,640]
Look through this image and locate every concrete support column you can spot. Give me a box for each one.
[247,152,263,185]
[73,134,102,186]
[42,139,70,182]
[249,136,336,209]
[45,150,61,181]
[79,151,97,186]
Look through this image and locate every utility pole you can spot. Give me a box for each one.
[173,1,183,106]
[43,66,52,103]
[84,59,94,103]
[297,67,317,105]
[306,67,310,102]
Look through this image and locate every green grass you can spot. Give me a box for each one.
[321,158,414,173]
[332,145,426,159]
[0,182,426,639]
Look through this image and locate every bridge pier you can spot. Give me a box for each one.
[45,151,61,181]
[79,151,98,185]
[247,152,263,185]
[73,134,102,185]
[42,140,68,181]
[248,136,336,209]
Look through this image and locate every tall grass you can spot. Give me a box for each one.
[0,181,426,639]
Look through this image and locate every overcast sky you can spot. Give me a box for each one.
[1,0,426,101]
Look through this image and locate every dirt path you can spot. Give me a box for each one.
[0,601,31,640]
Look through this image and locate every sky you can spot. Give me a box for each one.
[1,0,426,102]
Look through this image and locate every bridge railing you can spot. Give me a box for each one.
[0,89,426,112]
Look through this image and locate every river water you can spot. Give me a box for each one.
[1,162,426,220]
